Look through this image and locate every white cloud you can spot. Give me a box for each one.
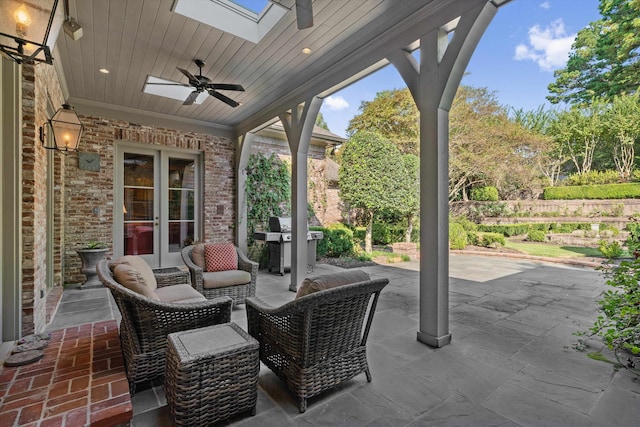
[514,19,575,71]
[540,1,551,10]
[324,95,349,110]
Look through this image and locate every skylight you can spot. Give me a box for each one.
[143,76,208,105]
[172,0,287,44]
[230,0,271,14]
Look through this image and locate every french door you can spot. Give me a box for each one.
[115,144,201,267]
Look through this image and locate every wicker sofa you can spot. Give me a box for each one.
[246,270,388,413]
[96,257,232,392]
[181,244,258,305]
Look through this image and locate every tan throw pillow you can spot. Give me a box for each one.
[295,270,371,299]
[204,243,238,272]
[113,264,159,300]
[191,244,206,269]
[109,255,157,291]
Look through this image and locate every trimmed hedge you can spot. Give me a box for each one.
[477,222,608,237]
[476,232,505,247]
[543,183,640,200]
[527,230,546,242]
[310,224,355,258]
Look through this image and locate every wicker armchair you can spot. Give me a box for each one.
[96,259,232,392]
[246,272,389,413]
[181,244,258,305]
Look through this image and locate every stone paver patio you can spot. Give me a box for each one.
[46,254,640,426]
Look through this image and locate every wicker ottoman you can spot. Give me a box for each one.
[165,322,259,426]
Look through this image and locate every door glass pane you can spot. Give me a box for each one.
[124,153,155,255]
[168,158,195,252]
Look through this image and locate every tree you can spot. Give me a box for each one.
[603,93,640,179]
[549,100,607,175]
[449,86,549,200]
[548,0,640,104]
[346,89,419,155]
[396,154,420,243]
[512,107,567,187]
[315,112,330,131]
[339,131,406,252]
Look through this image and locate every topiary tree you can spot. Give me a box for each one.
[339,131,406,253]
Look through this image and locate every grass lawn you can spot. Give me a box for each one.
[504,241,603,258]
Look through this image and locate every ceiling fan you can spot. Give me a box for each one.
[146,59,244,107]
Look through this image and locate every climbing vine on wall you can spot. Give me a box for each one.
[245,153,291,244]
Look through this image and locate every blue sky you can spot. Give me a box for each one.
[320,0,602,138]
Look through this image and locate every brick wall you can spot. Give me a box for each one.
[20,63,66,335]
[64,120,236,284]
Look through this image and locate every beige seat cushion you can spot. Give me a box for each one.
[202,270,252,289]
[191,244,206,270]
[296,270,371,299]
[113,264,159,300]
[155,284,207,303]
[109,255,158,291]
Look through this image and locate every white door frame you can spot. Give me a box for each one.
[114,141,202,267]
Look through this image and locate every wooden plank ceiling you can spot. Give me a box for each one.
[54,0,498,136]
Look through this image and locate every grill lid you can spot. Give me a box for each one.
[269,216,291,232]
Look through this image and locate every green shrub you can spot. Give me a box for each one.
[586,259,640,375]
[527,230,546,242]
[476,232,505,247]
[468,202,510,220]
[477,222,605,237]
[311,224,355,258]
[470,186,499,201]
[565,170,620,186]
[466,231,479,245]
[543,183,640,200]
[451,215,478,232]
[449,222,467,250]
[624,223,640,255]
[372,223,392,245]
[598,240,624,259]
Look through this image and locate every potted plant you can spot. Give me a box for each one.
[77,240,109,288]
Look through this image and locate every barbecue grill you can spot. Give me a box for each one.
[253,217,324,276]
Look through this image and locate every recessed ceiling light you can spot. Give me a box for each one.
[99,68,110,74]
[302,47,312,54]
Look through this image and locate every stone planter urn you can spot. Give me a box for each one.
[77,242,108,288]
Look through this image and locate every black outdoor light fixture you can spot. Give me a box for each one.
[0,0,63,64]
[39,103,84,153]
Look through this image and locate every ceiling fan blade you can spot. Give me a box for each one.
[208,89,239,107]
[177,67,199,84]
[207,83,245,92]
[183,90,200,105]
[296,0,313,29]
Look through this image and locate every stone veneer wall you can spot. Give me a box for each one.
[21,63,66,335]
[63,119,236,284]
[250,134,343,226]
